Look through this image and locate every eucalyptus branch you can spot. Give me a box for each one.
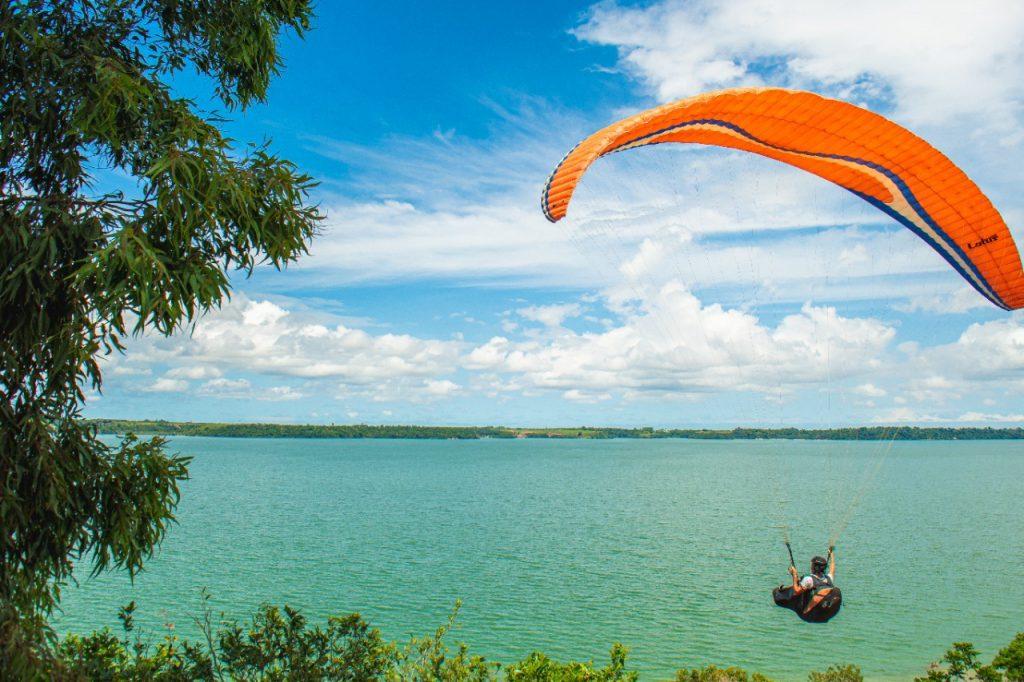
[0,194,155,215]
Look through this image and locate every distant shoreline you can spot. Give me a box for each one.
[87,419,1024,440]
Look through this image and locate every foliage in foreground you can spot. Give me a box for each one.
[51,599,1024,681]
[914,635,1024,682]
[55,600,630,681]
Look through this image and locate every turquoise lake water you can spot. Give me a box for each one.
[55,437,1023,680]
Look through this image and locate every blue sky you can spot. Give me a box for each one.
[87,0,1024,426]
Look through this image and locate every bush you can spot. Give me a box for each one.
[53,599,639,681]
[994,633,1024,682]
[505,643,636,681]
[52,603,1024,682]
[808,664,863,682]
[915,642,1001,682]
[674,664,772,681]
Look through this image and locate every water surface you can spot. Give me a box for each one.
[55,438,1023,679]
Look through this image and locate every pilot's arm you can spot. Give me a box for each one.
[788,566,806,594]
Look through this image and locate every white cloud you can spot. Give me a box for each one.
[167,365,223,380]
[859,313,1024,414]
[424,379,461,397]
[894,288,995,315]
[243,300,290,326]
[198,378,251,395]
[185,298,461,385]
[267,386,304,401]
[119,295,464,403]
[298,199,590,287]
[110,366,151,376]
[956,412,1024,424]
[104,281,1021,421]
[903,375,961,404]
[563,389,612,403]
[517,303,584,327]
[574,0,1024,130]
[872,407,942,423]
[873,408,1024,424]
[910,314,1024,384]
[853,383,887,398]
[467,280,895,398]
[198,379,304,401]
[144,378,189,393]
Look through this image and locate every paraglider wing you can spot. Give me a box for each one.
[541,88,1024,310]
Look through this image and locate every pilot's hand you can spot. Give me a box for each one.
[788,566,798,579]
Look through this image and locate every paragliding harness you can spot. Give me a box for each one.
[772,542,842,623]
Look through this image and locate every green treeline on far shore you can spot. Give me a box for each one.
[87,419,1024,441]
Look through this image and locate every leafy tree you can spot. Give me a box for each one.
[216,605,399,681]
[945,642,984,679]
[673,664,772,682]
[994,633,1024,682]
[57,600,213,680]
[808,665,863,682]
[0,0,321,673]
[916,642,1000,682]
[390,602,497,682]
[504,643,636,681]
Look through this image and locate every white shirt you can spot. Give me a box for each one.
[800,573,834,589]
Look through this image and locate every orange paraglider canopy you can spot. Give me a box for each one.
[541,88,1024,310]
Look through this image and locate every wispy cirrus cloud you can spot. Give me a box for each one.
[280,98,598,288]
